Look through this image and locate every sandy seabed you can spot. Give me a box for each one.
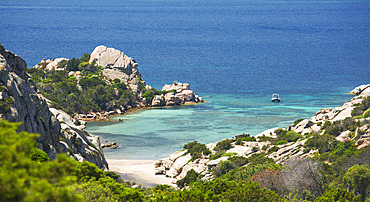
[107,159,176,188]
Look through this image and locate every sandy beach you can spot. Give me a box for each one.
[107,159,176,188]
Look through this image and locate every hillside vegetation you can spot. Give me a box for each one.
[2,93,370,201]
[27,54,162,115]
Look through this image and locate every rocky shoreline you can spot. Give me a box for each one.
[34,45,204,122]
[0,43,205,171]
[154,85,370,186]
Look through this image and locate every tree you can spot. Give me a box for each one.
[0,120,82,201]
[251,169,286,195]
[176,169,199,189]
[214,160,236,177]
[183,141,211,161]
[343,164,370,201]
[315,188,361,202]
[214,139,233,151]
[283,158,324,198]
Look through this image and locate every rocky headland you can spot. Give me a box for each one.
[0,44,204,171]
[33,45,204,122]
[0,44,108,170]
[155,86,370,185]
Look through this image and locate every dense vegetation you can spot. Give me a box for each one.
[26,54,155,115]
[1,110,370,201]
[0,120,288,201]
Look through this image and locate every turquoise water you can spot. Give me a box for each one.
[1,0,369,159]
[86,91,353,159]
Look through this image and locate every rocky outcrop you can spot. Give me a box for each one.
[0,44,108,170]
[349,84,370,95]
[89,45,144,93]
[151,81,204,107]
[34,58,68,72]
[51,108,108,170]
[0,43,60,160]
[31,46,205,121]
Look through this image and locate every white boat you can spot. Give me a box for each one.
[271,93,280,102]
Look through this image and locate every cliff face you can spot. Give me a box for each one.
[0,44,108,170]
[0,44,60,159]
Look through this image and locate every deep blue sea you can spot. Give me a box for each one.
[1,0,369,159]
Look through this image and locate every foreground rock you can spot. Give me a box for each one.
[0,44,108,170]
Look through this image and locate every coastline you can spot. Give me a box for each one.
[80,101,206,122]
[107,159,176,188]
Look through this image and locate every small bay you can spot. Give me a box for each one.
[1,0,368,159]
[86,91,353,159]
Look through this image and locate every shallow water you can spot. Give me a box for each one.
[86,91,353,159]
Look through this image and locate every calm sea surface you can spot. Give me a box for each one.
[1,0,369,159]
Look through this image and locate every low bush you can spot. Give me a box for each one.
[176,169,199,189]
[268,146,280,153]
[209,150,226,160]
[228,156,248,167]
[214,139,233,151]
[183,141,211,161]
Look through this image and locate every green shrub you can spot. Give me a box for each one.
[351,96,370,117]
[79,53,90,63]
[251,146,259,152]
[241,136,256,142]
[209,150,225,160]
[228,156,248,167]
[304,134,339,153]
[183,141,211,161]
[214,139,233,151]
[268,146,280,153]
[222,152,237,157]
[143,90,156,103]
[113,78,121,83]
[275,140,287,145]
[176,169,199,189]
[235,138,244,145]
[0,97,14,114]
[278,130,302,142]
[28,148,49,162]
[66,57,80,71]
[316,188,361,202]
[79,77,106,90]
[363,108,370,118]
[293,118,304,126]
[261,145,269,151]
[214,160,236,177]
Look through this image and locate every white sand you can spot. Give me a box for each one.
[107,159,176,188]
